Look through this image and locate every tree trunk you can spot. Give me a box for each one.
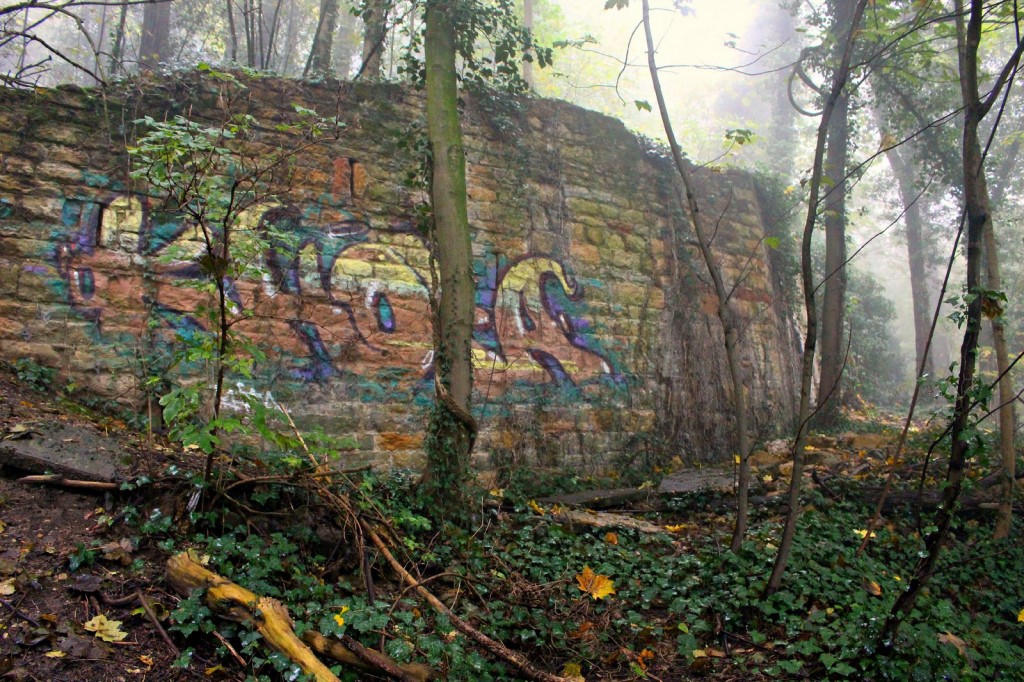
[422,0,476,517]
[767,0,867,595]
[880,130,934,379]
[225,0,238,62]
[639,0,751,552]
[815,0,857,429]
[109,2,128,75]
[359,0,388,79]
[139,0,171,70]
[305,0,340,77]
[334,2,356,78]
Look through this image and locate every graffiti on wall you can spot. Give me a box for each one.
[25,166,624,397]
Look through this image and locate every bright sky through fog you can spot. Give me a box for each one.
[539,0,790,149]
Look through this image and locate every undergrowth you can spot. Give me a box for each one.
[115,460,1024,682]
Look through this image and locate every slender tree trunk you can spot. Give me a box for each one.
[139,0,172,70]
[640,0,751,551]
[767,0,868,595]
[109,2,128,75]
[280,0,297,75]
[305,0,340,77]
[522,0,535,89]
[984,223,1015,539]
[815,0,857,428]
[989,138,1020,539]
[245,0,257,67]
[421,0,476,517]
[263,0,284,70]
[880,0,1023,643]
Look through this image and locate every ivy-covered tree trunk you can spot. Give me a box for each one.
[422,0,476,517]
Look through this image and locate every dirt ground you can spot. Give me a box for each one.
[0,367,201,681]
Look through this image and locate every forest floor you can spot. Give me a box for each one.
[0,364,1021,681]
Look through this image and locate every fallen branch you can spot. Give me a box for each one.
[17,474,118,491]
[166,553,433,681]
[361,522,570,682]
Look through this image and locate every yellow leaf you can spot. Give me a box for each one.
[84,614,128,642]
[488,488,504,498]
[692,649,707,659]
[139,655,154,666]
[561,661,585,681]
[0,579,15,596]
[603,532,618,545]
[1017,608,1024,623]
[853,529,876,539]
[44,651,66,658]
[333,605,350,628]
[575,566,615,600]
[734,454,741,464]
[665,524,687,533]
[938,632,968,657]
[528,500,545,515]
[865,580,883,597]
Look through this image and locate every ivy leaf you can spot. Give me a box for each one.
[576,566,615,600]
[83,614,128,642]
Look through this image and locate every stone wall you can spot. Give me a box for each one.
[0,73,799,471]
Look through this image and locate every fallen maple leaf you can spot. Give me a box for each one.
[83,614,128,642]
[864,580,882,596]
[604,532,618,545]
[665,524,687,533]
[1018,608,1024,623]
[576,566,615,600]
[528,500,545,515]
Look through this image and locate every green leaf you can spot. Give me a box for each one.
[764,236,780,249]
[634,99,652,112]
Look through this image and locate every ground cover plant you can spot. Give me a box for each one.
[125,431,1024,681]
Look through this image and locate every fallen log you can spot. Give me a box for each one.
[166,553,434,682]
[547,508,666,534]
